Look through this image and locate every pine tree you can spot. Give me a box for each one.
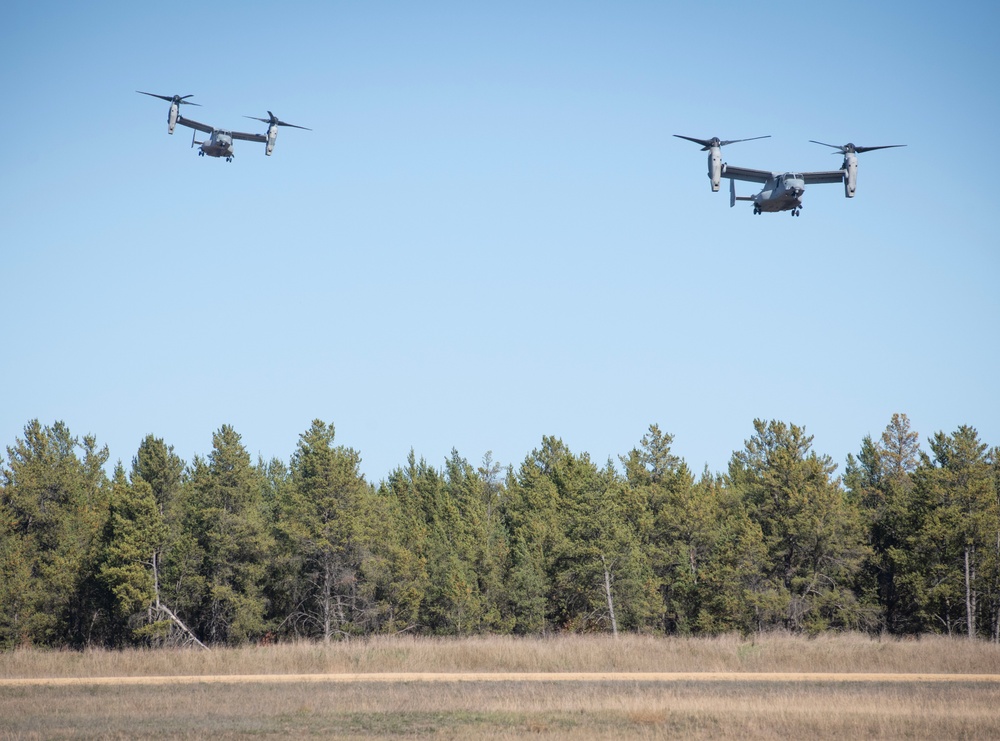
[274,420,380,640]
[0,421,109,646]
[902,426,997,636]
[503,437,577,632]
[95,464,168,645]
[845,413,921,633]
[372,452,433,633]
[167,425,273,644]
[729,420,870,632]
[441,451,513,633]
[132,434,184,513]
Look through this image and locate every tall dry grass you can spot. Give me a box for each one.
[2,632,998,679]
[2,676,1000,739]
[3,635,999,739]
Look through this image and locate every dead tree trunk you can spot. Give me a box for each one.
[600,554,618,638]
[965,545,977,639]
[153,551,210,650]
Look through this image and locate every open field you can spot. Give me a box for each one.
[2,634,1000,739]
[4,632,1000,677]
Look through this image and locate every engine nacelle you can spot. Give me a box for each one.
[707,146,723,191]
[168,103,179,134]
[266,123,278,155]
[843,152,858,198]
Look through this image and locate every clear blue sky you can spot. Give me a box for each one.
[3,1,998,482]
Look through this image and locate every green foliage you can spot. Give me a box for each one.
[893,426,999,637]
[132,435,184,513]
[845,413,922,633]
[2,415,997,647]
[272,420,387,640]
[729,419,871,632]
[94,465,167,644]
[162,425,273,645]
[0,421,111,647]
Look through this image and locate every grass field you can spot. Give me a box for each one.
[2,633,999,739]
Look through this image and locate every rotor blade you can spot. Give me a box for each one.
[809,140,844,151]
[673,134,713,148]
[136,91,200,106]
[137,91,173,102]
[719,135,770,146]
[245,114,312,131]
[674,134,768,150]
[854,144,906,153]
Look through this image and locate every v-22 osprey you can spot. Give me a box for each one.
[138,91,310,162]
[674,134,905,216]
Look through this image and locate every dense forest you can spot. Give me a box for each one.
[2,414,998,649]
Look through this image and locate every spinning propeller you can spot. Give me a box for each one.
[136,91,200,106]
[810,141,905,154]
[244,111,311,130]
[673,134,770,151]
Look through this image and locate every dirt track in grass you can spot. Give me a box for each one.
[4,671,999,686]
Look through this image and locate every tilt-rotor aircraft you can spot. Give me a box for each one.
[674,134,904,216]
[138,91,310,162]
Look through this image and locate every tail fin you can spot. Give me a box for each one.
[729,178,754,208]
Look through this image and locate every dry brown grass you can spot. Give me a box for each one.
[2,678,999,739]
[1,631,998,678]
[2,634,999,739]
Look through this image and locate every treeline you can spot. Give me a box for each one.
[1,414,999,649]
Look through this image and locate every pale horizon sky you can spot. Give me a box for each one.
[3,1,998,482]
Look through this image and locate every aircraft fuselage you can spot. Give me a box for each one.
[751,174,805,215]
[197,131,235,160]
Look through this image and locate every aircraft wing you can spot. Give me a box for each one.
[722,165,772,184]
[176,116,214,134]
[230,130,267,143]
[801,170,846,185]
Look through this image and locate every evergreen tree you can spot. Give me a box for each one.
[0,421,109,646]
[503,437,577,632]
[274,420,380,640]
[692,481,770,634]
[377,451,501,635]
[166,425,273,644]
[563,460,658,634]
[624,426,766,635]
[94,464,168,645]
[506,437,656,634]
[845,413,921,633]
[900,426,998,636]
[440,451,513,633]
[373,452,434,633]
[132,434,184,513]
[729,420,870,632]
[986,446,1000,641]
